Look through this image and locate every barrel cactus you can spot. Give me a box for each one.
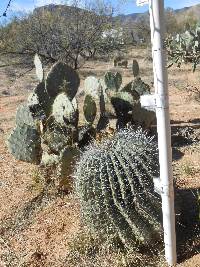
[75,127,162,248]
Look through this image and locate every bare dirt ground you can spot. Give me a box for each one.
[0,48,199,266]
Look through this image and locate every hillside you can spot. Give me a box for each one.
[2,3,200,26]
[118,3,200,23]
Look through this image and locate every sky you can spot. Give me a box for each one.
[0,0,200,17]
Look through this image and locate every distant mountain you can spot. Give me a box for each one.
[1,3,200,26]
[174,4,200,23]
[117,4,200,23]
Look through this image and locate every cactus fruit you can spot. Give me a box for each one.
[45,62,80,99]
[34,54,44,82]
[104,72,122,91]
[75,127,162,247]
[132,59,140,77]
[52,93,79,127]
[7,124,41,164]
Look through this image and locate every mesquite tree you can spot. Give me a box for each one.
[0,0,117,69]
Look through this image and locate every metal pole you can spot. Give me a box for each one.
[149,0,177,265]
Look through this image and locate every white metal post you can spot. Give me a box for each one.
[148,0,177,266]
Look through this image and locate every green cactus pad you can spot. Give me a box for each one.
[78,125,96,147]
[15,104,36,127]
[27,82,51,119]
[42,118,78,153]
[104,72,122,91]
[58,146,80,178]
[132,102,156,128]
[84,76,102,99]
[52,93,79,127]
[121,78,150,98]
[34,54,44,82]
[121,81,139,99]
[83,95,97,124]
[7,124,41,164]
[75,127,162,247]
[110,92,134,117]
[133,78,151,95]
[45,62,80,99]
[132,59,140,77]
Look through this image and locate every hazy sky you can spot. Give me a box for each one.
[0,0,200,16]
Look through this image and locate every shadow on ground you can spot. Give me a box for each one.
[175,188,200,263]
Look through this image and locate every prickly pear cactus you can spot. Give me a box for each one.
[84,76,102,99]
[34,54,44,82]
[109,92,134,128]
[166,23,200,71]
[41,151,60,167]
[58,146,80,179]
[75,127,162,247]
[110,92,134,115]
[42,118,77,153]
[7,124,41,164]
[27,82,51,118]
[46,62,80,99]
[83,95,97,124]
[121,78,150,97]
[15,104,37,127]
[132,102,156,128]
[132,59,140,77]
[7,54,157,188]
[52,93,79,127]
[104,71,122,91]
[83,76,108,131]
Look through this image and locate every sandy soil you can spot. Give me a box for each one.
[0,49,199,266]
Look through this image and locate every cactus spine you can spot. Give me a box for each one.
[7,56,157,185]
[75,128,162,247]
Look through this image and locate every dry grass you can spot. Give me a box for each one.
[0,47,200,266]
[65,228,167,267]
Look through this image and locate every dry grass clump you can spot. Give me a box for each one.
[65,228,166,267]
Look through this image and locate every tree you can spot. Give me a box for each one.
[0,0,118,69]
[165,8,179,35]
